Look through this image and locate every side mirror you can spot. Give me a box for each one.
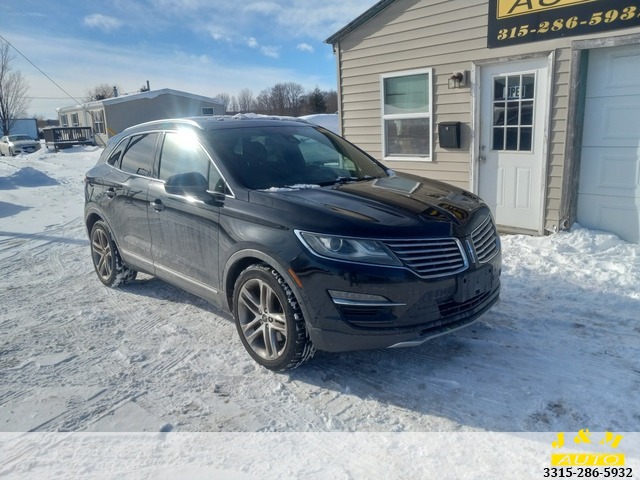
[165,172,209,197]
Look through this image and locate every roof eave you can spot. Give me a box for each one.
[325,0,397,45]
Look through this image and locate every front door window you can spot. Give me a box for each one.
[492,73,535,152]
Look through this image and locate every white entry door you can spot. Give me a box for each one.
[478,57,550,233]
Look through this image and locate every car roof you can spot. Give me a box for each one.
[122,114,313,135]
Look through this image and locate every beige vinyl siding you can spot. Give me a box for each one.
[332,0,601,232]
[338,0,527,192]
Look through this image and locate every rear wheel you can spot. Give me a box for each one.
[90,220,137,287]
[233,265,315,371]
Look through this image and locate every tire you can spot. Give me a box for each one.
[233,264,315,371]
[90,220,137,287]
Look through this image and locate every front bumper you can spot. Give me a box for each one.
[290,252,501,353]
[13,144,40,154]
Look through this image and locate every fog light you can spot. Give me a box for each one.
[328,290,405,307]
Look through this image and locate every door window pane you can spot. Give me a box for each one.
[493,127,504,151]
[507,76,521,100]
[507,101,519,126]
[160,132,226,193]
[493,105,505,126]
[160,132,208,181]
[522,74,535,99]
[493,77,506,101]
[506,128,519,151]
[491,72,536,152]
[520,127,532,151]
[521,101,534,125]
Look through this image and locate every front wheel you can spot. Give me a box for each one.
[90,220,137,287]
[233,265,315,371]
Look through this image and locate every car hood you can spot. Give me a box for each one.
[250,173,490,237]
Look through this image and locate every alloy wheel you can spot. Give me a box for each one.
[91,227,113,282]
[237,278,288,361]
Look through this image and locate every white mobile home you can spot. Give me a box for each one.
[57,88,226,146]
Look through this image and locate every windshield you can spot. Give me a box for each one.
[9,135,33,141]
[206,125,388,190]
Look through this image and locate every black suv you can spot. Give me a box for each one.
[84,116,501,370]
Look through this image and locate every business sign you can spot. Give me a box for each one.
[488,0,640,48]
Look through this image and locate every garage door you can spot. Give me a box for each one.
[577,43,640,244]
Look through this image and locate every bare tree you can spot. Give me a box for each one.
[237,88,254,112]
[283,82,304,117]
[0,42,31,135]
[270,83,288,115]
[215,92,238,113]
[215,92,231,111]
[85,83,119,102]
[253,82,305,116]
[255,87,277,114]
[238,89,255,112]
[227,95,238,113]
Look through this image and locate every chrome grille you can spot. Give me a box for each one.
[384,238,467,278]
[471,217,500,263]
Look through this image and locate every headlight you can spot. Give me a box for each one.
[295,231,401,266]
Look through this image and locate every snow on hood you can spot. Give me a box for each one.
[260,184,321,192]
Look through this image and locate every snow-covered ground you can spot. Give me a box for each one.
[1,146,638,478]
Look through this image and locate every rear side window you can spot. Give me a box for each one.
[107,143,125,167]
[119,133,159,177]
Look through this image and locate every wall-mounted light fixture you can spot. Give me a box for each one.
[448,71,467,89]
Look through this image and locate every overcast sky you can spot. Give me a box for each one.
[1,0,379,119]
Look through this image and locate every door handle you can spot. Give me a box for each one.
[479,155,487,164]
[106,187,116,198]
[151,199,165,211]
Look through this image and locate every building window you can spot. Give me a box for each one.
[381,69,432,161]
[92,110,105,134]
[60,114,68,127]
[71,113,79,127]
[201,107,214,116]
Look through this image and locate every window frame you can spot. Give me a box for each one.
[380,68,433,162]
[118,132,160,177]
[159,131,233,196]
[201,107,215,116]
[60,114,68,127]
[490,72,536,153]
[92,110,105,134]
[71,113,79,127]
